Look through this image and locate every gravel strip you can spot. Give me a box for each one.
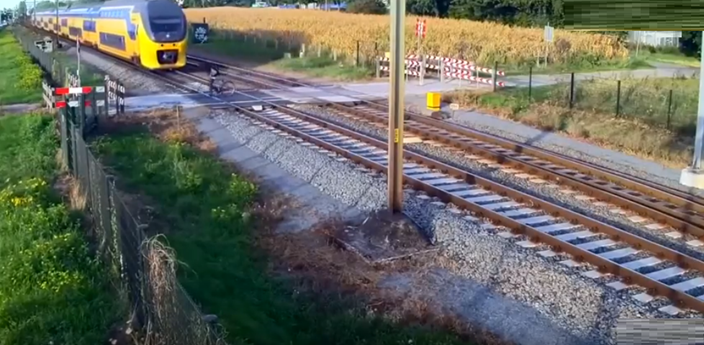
[289,104,704,260]
[210,107,692,345]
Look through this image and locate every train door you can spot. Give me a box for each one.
[129,13,141,63]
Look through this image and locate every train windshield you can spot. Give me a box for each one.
[148,17,185,42]
[150,18,182,32]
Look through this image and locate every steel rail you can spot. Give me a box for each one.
[187,53,704,233]
[25,37,704,313]
[188,54,704,239]
[167,67,704,313]
[359,102,704,218]
[325,103,704,237]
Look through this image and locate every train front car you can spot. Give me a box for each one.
[137,0,188,70]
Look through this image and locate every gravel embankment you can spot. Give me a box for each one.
[290,104,704,261]
[210,108,682,345]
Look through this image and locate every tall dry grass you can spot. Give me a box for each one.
[185,7,628,67]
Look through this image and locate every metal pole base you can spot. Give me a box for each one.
[680,168,704,189]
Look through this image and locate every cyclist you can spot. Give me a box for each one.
[208,64,220,95]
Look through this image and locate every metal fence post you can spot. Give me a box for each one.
[104,75,111,116]
[528,66,533,101]
[616,80,622,118]
[375,58,380,78]
[492,61,498,92]
[569,72,575,109]
[667,89,673,130]
[356,40,360,67]
[439,60,444,82]
[118,79,125,115]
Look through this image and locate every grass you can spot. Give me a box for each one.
[449,76,696,167]
[504,55,653,75]
[631,46,702,68]
[91,124,469,345]
[0,114,121,345]
[14,26,107,87]
[191,28,375,81]
[0,29,44,105]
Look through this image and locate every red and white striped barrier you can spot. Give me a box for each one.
[378,56,506,77]
[444,71,506,87]
[55,99,94,108]
[379,66,423,76]
[51,86,106,108]
[54,86,93,95]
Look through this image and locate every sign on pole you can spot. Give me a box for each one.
[544,25,554,42]
[415,18,427,85]
[415,18,427,39]
[76,37,81,87]
[192,23,209,44]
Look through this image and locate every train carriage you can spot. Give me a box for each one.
[34,0,187,70]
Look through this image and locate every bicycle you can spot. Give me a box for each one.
[208,65,236,96]
[210,77,236,96]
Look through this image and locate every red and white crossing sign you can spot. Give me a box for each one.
[415,18,427,39]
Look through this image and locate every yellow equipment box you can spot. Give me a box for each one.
[427,92,441,111]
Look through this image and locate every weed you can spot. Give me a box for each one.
[91,117,472,345]
[0,30,44,105]
[0,114,121,345]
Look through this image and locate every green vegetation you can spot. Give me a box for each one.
[92,130,467,345]
[0,114,121,345]
[633,46,701,68]
[0,29,44,105]
[192,29,374,81]
[507,56,653,75]
[14,27,105,87]
[449,76,696,167]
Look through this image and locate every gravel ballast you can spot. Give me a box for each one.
[289,104,704,261]
[209,107,686,345]
[404,98,703,198]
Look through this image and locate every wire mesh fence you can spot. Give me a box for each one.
[14,23,225,345]
[504,69,699,135]
[58,107,226,344]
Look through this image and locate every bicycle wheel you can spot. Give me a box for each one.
[220,81,236,95]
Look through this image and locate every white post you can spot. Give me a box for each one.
[680,38,704,188]
[76,37,81,87]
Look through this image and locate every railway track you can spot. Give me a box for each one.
[180,55,704,315]
[21,24,704,315]
[188,55,704,240]
[150,59,704,316]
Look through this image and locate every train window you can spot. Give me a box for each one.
[150,18,182,33]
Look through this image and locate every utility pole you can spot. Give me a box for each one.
[680,34,704,189]
[54,0,59,51]
[387,0,405,212]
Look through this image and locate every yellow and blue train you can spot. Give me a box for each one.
[33,0,188,70]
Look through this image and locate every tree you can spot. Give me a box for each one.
[407,0,436,16]
[18,1,27,17]
[680,31,702,57]
[348,0,387,14]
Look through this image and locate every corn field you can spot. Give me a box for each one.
[184,7,629,67]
